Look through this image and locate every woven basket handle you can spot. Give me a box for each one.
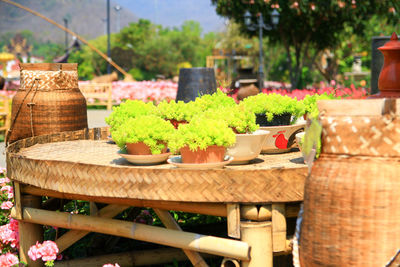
[5,78,40,146]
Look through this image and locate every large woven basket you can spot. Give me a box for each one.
[7,63,88,144]
[299,99,400,266]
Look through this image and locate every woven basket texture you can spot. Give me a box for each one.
[299,102,400,266]
[8,63,88,144]
[6,127,307,203]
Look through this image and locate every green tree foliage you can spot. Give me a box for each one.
[69,19,217,80]
[211,0,399,88]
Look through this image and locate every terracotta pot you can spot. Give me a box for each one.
[180,145,226,164]
[126,142,167,155]
[375,32,400,98]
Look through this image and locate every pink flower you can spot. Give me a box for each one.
[28,240,59,262]
[1,186,13,199]
[39,241,59,261]
[0,177,10,185]
[103,264,120,267]
[0,220,19,248]
[0,252,19,267]
[1,201,13,210]
[28,242,41,261]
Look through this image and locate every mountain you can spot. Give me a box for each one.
[0,0,138,43]
[115,0,226,34]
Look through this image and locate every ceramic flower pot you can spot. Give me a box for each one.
[180,145,226,164]
[259,122,306,154]
[376,32,400,98]
[126,142,167,155]
[226,129,270,164]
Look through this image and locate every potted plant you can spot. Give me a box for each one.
[200,105,270,164]
[239,93,306,153]
[239,93,305,126]
[168,117,236,164]
[193,89,237,111]
[105,100,156,132]
[112,115,175,164]
[156,100,200,128]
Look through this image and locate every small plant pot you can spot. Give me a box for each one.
[255,113,291,126]
[295,131,306,163]
[180,145,226,164]
[126,142,167,155]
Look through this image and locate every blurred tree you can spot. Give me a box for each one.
[211,0,399,89]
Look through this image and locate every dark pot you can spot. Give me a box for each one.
[255,113,291,126]
[176,68,217,102]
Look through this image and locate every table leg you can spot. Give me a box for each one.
[19,195,43,267]
[240,221,273,267]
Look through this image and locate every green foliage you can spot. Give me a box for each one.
[169,117,236,152]
[105,100,156,131]
[193,89,236,111]
[212,0,399,88]
[156,100,200,122]
[112,115,175,154]
[69,19,216,79]
[200,105,259,134]
[240,93,305,122]
[302,93,340,119]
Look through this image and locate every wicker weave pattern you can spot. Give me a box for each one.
[6,128,307,203]
[7,63,87,144]
[300,155,400,266]
[321,115,400,157]
[20,70,78,90]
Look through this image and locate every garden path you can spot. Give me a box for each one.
[0,109,112,168]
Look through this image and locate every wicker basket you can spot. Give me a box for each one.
[6,63,88,144]
[299,99,400,266]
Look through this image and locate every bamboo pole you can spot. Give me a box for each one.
[1,0,129,77]
[154,208,208,267]
[227,204,240,238]
[18,196,43,267]
[56,204,129,253]
[221,258,241,267]
[21,186,227,217]
[12,207,250,260]
[240,205,258,221]
[272,204,286,252]
[54,248,216,267]
[241,221,273,267]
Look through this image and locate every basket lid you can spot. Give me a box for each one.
[20,63,77,71]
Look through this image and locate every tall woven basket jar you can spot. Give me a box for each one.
[299,99,400,267]
[7,63,88,144]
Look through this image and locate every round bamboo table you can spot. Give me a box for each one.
[7,127,307,267]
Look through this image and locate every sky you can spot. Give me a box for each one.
[115,0,227,33]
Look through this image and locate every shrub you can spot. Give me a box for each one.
[239,93,305,123]
[156,100,200,122]
[302,92,340,119]
[105,100,156,131]
[193,89,236,111]
[200,105,259,134]
[111,115,175,154]
[169,117,236,152]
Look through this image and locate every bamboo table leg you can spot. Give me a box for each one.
[240,221,273,267]
[19,195,43,267]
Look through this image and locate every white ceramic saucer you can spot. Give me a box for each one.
[118,151,171,165]
[167,156,233,169]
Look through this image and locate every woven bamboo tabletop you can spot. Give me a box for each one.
[7,128,307,203]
